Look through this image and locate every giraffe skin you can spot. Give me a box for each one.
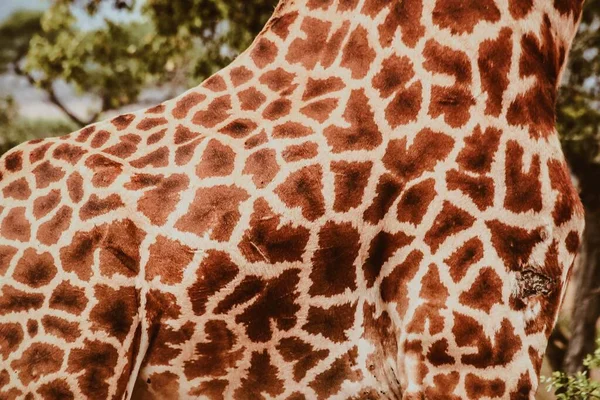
[0,0,586,398]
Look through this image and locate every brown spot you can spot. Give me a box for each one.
[130,147,169,168]
[111,114,135,130]
[244,131,269,149]
[236,269,301,342]
[373,55,414,98]
[461,318,522,368]
[425,202,475,253]
[456,125,502,174]
[303,302,357,342]
[397,179,436,225]
[173,92,206,119]
[504,141,543,213]
[364,173,404,224]
[147,129,166,145]
[129,173,189,226]
[379,0,425,48]
[310,351,361,399]
[0,323,23,360]
[385,82,423,127]
[341,26,376,79]
[239,198,310,263]
[566,230,580,254]
[259,68,296,92]
[197,140,236,178]
[188,251,238,316]
[309,221,359,296]
[215,276,264,315]
[427,339,455,366]
[0,246,18,276]
[3,178,31,200]
[192,96,232,128]
[91,130,111,148]
[1,207,31,242]
[142,372,180,399]
[98,219,145,277]
[204,75,227,92]
[424,38,472,80]
[251,38,278,69]
[277,338,329,381]
[554,0,583,20]
[460,267,504,312]
[79,194,124,221]
[331,161,372,212]
[273,122,313,138]
[270,11,299,39]
[286,17,332,69]
[444,237,484,283]
[234,351,284,399]
[90,284,138,342]
[176,138,204,166]
[37,206,72,245]
[0,286,44,315]
[49,281,88,315]
[33,191,61,221]
[37,379,74,400]
[183,320,243,380]
[67,339,119,400]
[465,374,506,399]
[282,142,319,162]
[146,236,194,285]
[300,98,339,123]
[26,320,38,337]
[59,225,104,280]
[4,151,23,172]
[174,125,200,145]
[275,165,325,221]
[238,87,266,111]
[479,28,513,116]
[66,172,84,203]
[53,144,86,164]
[324,89,382,152]
[243,149,280,189]
[429,85,476,128]
[175,185,250,242]
[432,0,501,34]
[102,134,139,159]
[42,316,80,343]
[263,99,292,121]
[446,169,494,211]
[363,230,414,287]
[30,142,52,164]
[11,343,63,385]
[13,249,56,288]
[219,119,258,139]
[230,66,254,86]
[32,161,65,189]
[549,159,582,226]
[146,104,165,114]
[303,77,345,100]
[86,154,123,188]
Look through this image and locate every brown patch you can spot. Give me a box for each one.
[102,134,140,159]
[429,85,476,128]
[373,55,414,98]
[0,245,18,276]
[309,221,359,296]
[91,130,111,148]
[32,161,65,189]
[446,169,494,210]
[0,286,44,315]
[37,379,74,400]
[303,302,357,342]
[465,374,506,399]
[183,320,243,380]
[0,323,23,360]
[459,267,504,312]
[175,185,250,241]
[11,343,63,385]
[30,142,52,164]
[236,269,301,342]
[509,0,533,18]
[176,138,204,166]
[425,201,476,253]
[341,26,376,79]
[275,165,325,221]
[173,92,207,119]
[26,320,37,337]
[310,351,361,399]
[385,82,423,127]
[286,17,332,69]
[215,276,264,315]
[4,151,23,172]
[146,236,194,285]
[244,131,269,149]
[42,316,80,343]
[146,104,165,114]
[273,122,313,138]
[174,125,200,145]
[3,178,31,200]
[331,161,372,212]
[554,0,583,20]
[364,173,404,224]
[263,99,292,120]
[456,125,502,174]
[90,284,138,342]
[282,142,319,162]
[259,68,296,93]
[79,194,124,221]
[238,87,267,111]
[300,98,339,123]
[379,0,425,48]
[324,89,382,152]
[53,144,87,164]
[98,219,145,277]
[432,0,500,34]
[192,96,232,128]
[197,140,236,178]
[59,226,105,280]
[243,149,280,188]
[130,147,169,168]
[128,173,189,226]
[363,230,414,287]
[444,237,484,283]
[13,249,57,288]
[460,318,522,368]
[427,339,455,366]
[270,11,299,39]
[566,230,580,254]
[147,129,166,145]
[277,338,329,381]
[49,281,88,315]
[397,179,437,225]
[219,119,258,139]
[230,66,254,87]
[239,198,310,263]
[188,251,238,316]
[406,265,448,335]
[37,206,72,245]
[67,339,119,400]
[204,75,227,92]
[424,39,471,84]
[504,141,543,213]
[66,172,84,203]
[111,114,135,130]
[251,38,278,69]
[303,77,345,100]
[234,351,284,399]
[85,154,123,188]
[479,28,513,116]
[1,207,31,242]
[548,159,582,226]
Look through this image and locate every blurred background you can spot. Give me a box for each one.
[0,0,598,397]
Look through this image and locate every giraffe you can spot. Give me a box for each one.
[0,0,586,398]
